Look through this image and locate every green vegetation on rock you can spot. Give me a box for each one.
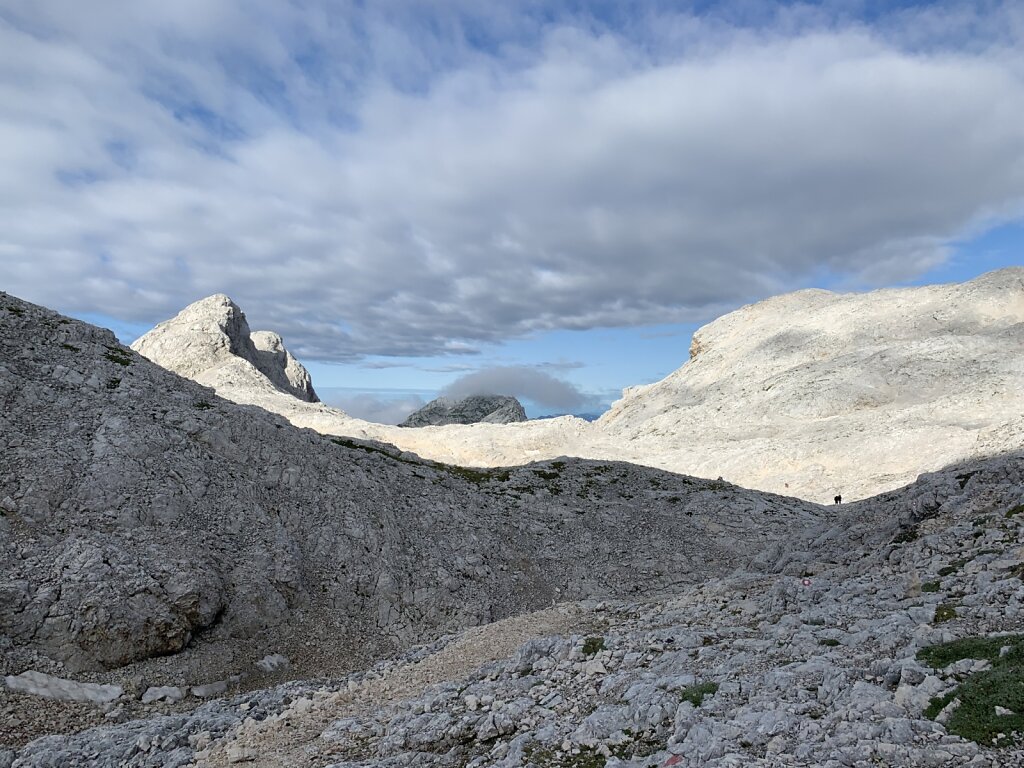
[933,604,958,623]
[582,637,605,657]
[679,681,719,707]
[103,346,132,366]
[919,634,1024,747]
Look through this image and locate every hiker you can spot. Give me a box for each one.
[834,494,842,505]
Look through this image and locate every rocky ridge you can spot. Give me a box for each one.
[400,396,528,428]
[131,269,1024,503]
[4,451,1023,767]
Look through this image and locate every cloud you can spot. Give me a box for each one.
[359,360,413,370]
[319,391,426,425]
[2,2,1024,361]
[442,365,587,411]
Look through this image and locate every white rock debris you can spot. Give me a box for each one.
[3,671,123,705]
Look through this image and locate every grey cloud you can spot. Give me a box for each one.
[2,3,1024,361]
[442,366,587,411]
[535,360,586,371]
[319,391,426,425]
[359,360,413,370]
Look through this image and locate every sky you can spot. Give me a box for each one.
[1,1,1023,422]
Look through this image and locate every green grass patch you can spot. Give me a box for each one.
[103,346,132,366]
[921,581,941,593]
[919,635,1024,747]
[818,638,841,647]
[446,465,511,484]
[1006,505,1024,519]
[679,681,719,707]
[61,343,80,352]
[938,558,969,577]
[918,634,1024,669]
[4,306,24,316]
[934,604,958,623]
[194,400,214,410]
[582,637,605,657]
[924,690,957,720]
[106,377,120,390]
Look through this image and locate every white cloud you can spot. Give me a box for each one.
[319,391,426,425]
[442,366,588,411]
[1,2,1023,360]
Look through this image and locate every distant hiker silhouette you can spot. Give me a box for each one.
[834,494,842,505]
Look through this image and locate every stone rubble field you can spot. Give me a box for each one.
[4,451,1022,767]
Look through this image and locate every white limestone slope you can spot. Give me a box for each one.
[596,267,1024,502]
[131,268,1024,503]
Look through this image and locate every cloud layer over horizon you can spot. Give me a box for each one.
[442,365,589,411]
[2,1,1023,362]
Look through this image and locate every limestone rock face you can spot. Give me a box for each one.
[595,266,1024,501]
[130,294,318,403]
[4,290,1024,764]
[400,395,527,427]
[131,269,1024,504]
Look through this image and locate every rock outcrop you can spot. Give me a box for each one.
[130,294,318,403]
[132,269,1024,503]
[399,395,527,427]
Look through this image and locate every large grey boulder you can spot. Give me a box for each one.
[399,395,527,427]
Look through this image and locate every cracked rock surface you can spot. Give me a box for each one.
[1,285,1023,765]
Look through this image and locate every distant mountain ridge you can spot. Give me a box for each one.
[130,268,1024,502]
[399,394,527,427]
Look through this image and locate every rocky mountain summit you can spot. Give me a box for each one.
[595,267,1024,503]
[400,395,528,427]
[131,269,1024,503]
[130,294,318,403]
